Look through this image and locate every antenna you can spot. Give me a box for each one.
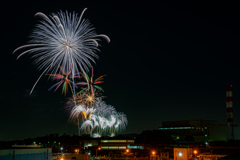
[226,85,234,139]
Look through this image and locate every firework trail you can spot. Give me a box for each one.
[13,9,110,94]
[76,67,105,96]
[47,65,80,95]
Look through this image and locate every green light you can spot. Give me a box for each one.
[54,141,56,143]
[59,142,60,144]
[176,137,179,140]
[101,146,109,149]
[39,143,41,144]
[101,140,127,143]
[48,142,49,143]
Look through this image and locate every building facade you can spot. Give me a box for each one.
[159,120,240,142]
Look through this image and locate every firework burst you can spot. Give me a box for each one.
[69,98,128,137]
[76,67,105,96]
[13,8,110,94]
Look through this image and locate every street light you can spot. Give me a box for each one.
[126,149,129,153]
[75,149,79,154]
[152,151,155,155]
[193,150,198,159]
[96,147,101,157]
[178,152,182,157]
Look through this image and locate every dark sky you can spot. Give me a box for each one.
[1,1,240,141]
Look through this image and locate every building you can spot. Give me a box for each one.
[173,148,192,160]
[198,153,226,160]
[159,120,240,142]
[0,148,52,160]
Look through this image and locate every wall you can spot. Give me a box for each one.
[0,148,52,160]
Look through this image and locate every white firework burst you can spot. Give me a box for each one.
[116,112,128,132]
[69,104,87,122]
[13,8,110,94]
[69,98,128,137]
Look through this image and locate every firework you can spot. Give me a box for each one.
[47,66,80,95]
[13,9,110,94]
[69,98,128,137]
[76,67,105,96]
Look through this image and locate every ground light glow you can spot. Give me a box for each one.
[178,152,182,156]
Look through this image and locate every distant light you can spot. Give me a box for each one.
[61,147,63,150]
[88,153,91,155]
[205,134,207,137]
[178,152,182,157]
[152,151,155,155]
[126,149,129,153]
[176,137,179,140]
[194,150,197,154]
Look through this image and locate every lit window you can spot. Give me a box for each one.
[101,140,127,143]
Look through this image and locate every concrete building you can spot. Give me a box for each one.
[173,148,192,160]
[0,148,52,160]
[159,120,240,142]
[83,138,135,151]
[198,153,226,160]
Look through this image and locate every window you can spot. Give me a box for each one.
[101,140,127,143]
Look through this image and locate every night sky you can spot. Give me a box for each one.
[1,1,240,141]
